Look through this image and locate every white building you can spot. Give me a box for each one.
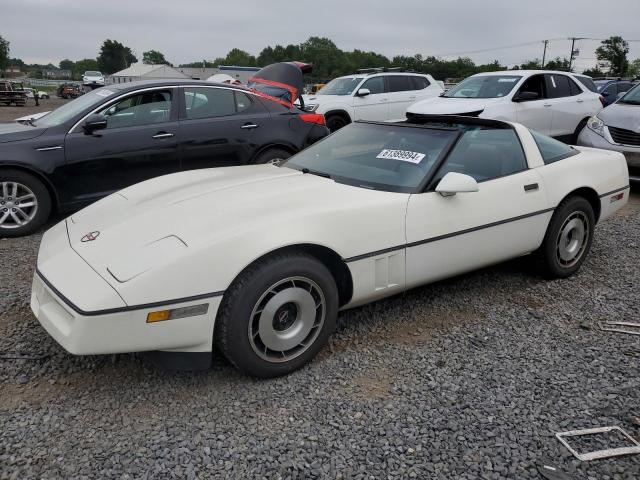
[107,64,190,84]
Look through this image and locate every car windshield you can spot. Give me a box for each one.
[85,71,101,76]
[619,83,640,104]
[316,77,363,96]
[444,75,521,98]
[283,122,458,192]
[33,88,117,127]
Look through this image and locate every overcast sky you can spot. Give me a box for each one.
[4,0,640,72]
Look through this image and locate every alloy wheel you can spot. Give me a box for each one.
[555,211,589,268]
[0,182,38,229]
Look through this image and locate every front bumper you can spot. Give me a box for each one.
[32,221,221,356]
[577,127,640,180]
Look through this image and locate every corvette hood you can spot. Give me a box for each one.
[66,165,406,297]
[0,122,47,143]
[407,96,503,115]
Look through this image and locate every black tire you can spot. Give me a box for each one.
[537,196,595,279]
[0,169,52,238]
[572,118,589,144]
[326,114,349,133]
[215,252,338,378]
[252,148,291,165]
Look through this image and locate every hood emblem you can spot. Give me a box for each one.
[81,231,100,242]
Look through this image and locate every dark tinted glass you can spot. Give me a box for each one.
[184,87,236,119]
[618,82,633,93]
[387,76,413,92]
[410,76,430,90]
[361,77,385,94]
[546,75,572,98]
[100,90,172,129]
[575,75,598,93]
[284,123,457,192]
[530,130,578,164]
[435,129,527,183]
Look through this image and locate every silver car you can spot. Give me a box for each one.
[578,83,640,182]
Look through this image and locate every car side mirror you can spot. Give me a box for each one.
[513,91,540,102]
[82,114,107,134]
[355,88,371,97]
[435,172,479,197]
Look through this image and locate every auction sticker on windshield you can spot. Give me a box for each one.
[377,149,426,164]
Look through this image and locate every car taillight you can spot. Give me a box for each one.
[599,95,606,107]
[299,113,326,126]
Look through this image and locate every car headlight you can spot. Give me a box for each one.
[304,104,319,112]
[587,115,605,137]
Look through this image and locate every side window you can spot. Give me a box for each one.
[387,76,413,93]
[517,75,546,100]
[234,91,253,113]
[546,75,573,98]
[618,82,632,94]
[410,76,431,90]
[529,129,578,164]
[569,78,584,96]
[360,77,385,95]
[100,89,172,129]
[435,128,527,183]
[184,87,236,119]
[603,83,616,97]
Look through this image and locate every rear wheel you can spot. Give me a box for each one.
[253,148,291,166]
[537,196,594,278]
[215,252,338,378]
[326,114,349,133]
[0,170,51,237]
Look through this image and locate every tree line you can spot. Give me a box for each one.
[1,35,639,83]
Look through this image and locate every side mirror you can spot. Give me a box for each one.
[82,114,107,134]
[513,91,540,102]
[355,88,371,97]
[435,172,479,197]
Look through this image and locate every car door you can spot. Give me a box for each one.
[404,127,550,289]
[386,75,417,119]
[514,74,553,135]
[545,74,585,139]
[351,76,389,121]
[63,87,180,204]
[178,86,271,170]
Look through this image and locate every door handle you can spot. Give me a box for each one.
[524,183,539,192]
[380,98,388,102]
[152,132,174,139]
[543,103,552,107]
[241,123,259,129]
[576,98,584,103]
[409,96,416,99]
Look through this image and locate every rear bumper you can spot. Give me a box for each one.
[31,272,220,355]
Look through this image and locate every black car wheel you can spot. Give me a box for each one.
[326,114,349,133]
[215,252,338,378]
[537,196,594,278]
[253,148,292,166]
[0,170,51,237]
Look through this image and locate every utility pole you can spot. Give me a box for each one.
[541,40,548,68]
[568,37,585,72]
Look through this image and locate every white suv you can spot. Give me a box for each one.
[82,71,105,87]
[302,71,443,131]
[408,70,603,142]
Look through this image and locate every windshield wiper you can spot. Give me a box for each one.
[301,167,331,178]
[619,99,640,105]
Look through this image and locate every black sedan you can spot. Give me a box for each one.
[0,68,328,236]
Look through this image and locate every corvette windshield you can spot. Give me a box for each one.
[32,89,116,127]
[317,77,363,95]
[444,75,521,98]
[283,122,458,192]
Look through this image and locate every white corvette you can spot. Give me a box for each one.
[31,115,629,377]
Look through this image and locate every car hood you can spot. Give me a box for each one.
[0,122,47,143]
[66,165,407,301]
[301,94,344,104]
[599,102,640,132]
[407,96,503,115]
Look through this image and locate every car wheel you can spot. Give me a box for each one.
[538,196,594,278]
[215,252,338,378]
[0,170,51,238]
[326,114,348,133]
[253,148,291,166]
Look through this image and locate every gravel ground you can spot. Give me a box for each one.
[0,96,70,123]
[1,190,639,479]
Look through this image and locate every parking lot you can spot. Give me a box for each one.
[1,185,638,478]
[0,96,69,123]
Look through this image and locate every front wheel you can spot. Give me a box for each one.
[537,196,595,278]
[252,148,291,166]
[215,252,338,378]
[326,114,348,132]
[0,170,51,237]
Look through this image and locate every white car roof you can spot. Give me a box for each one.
[472,70,576,77]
